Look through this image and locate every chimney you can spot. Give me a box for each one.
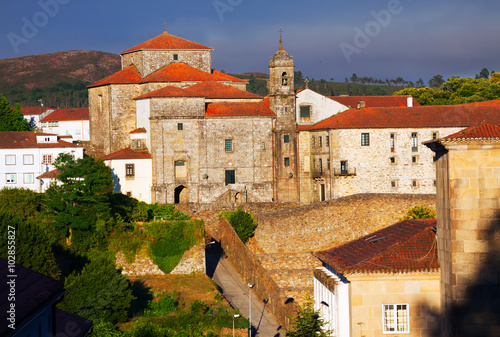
[357,100,366,109]
[407,96,413,107]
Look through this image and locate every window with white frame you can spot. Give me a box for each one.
[6,174,16,184]
[24,173,34,184]
[5,155,16,165]
[361,133,370,146]
[383,304,409,333]
[23,154,34,165]
[411,133,418,152]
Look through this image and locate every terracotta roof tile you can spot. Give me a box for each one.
[206,99,275,118]
[298,104,500,131]
[121,31,212,54]
[0,132,82,149]
[88,65,142,88]
[211,70,248,83]
[186,81,261,99]
[458,99,500,106]
[21,107,53,115]
[443,121,500,141]
[129,128,147,134]
[143,63,221,83]
[36,168,60,179]
[315,219,438,274]
[134,86,204,100]
[101,148,152,160]
[329,95,421,108]
[41,108,89,122]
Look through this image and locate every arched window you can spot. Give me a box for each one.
[282,72,288,86]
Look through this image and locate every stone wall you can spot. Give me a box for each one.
[219,216,298,329]
[252,193,436,253]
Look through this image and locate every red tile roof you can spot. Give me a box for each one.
[143,63,228,83]
[315,219,438,274]
[186,81,261,99]
[329,95,421,108]
[442,121,500,142]
[298,104,500,131]
[211,70,248,83]
[21,107,53,115]
[458,99,500,106]
[41,108,89,122]
[129,128,147,134]
[36,169,60,179]
[101,148,152,160]
[121,31,212,54]
[88,65,142,88]
[205,99,275,118]
[0,132,82,149]
[134,86,204,100]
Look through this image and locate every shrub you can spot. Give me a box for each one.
[143,292,179,317]
[403,206,436,219]
[220,207,257,243]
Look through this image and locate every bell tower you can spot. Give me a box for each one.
[268,32,299,202]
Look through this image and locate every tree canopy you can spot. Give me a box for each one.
[0,94,32,131]
[395,76,500,105]
[287,300,333,337]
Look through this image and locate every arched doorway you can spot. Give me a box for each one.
[174,185,188,204]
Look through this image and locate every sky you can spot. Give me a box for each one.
[1,0,500,84]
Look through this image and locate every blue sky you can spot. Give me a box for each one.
[1,0,500,84]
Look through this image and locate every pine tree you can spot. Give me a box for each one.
[0,94,32,131]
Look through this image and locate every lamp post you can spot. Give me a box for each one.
[233,314,240,337]
[248,283,254,337]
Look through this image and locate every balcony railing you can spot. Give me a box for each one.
[333,168,356,176]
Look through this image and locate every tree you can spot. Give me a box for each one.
[287,300,332,337]
[0,211,61,279]
[58,255,135,323]
[350,73,358,83]
[415,78,425,88]
[475,67,490,79]
[428,74,445,88]
[0,94,32,131]
[44,153,113,247]
[220,207,257,243]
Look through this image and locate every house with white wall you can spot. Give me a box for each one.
[314,219,440,337]
[21,107,54,128]
[0,132,83,192]
[40,108,90,142]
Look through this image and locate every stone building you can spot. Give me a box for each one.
[425,122,500,336]
[89,31,296,203]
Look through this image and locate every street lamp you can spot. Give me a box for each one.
[248,283,254,337]
[233,314,240,337]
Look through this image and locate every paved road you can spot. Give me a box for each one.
[207,246,284,337]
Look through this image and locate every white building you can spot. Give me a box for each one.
[21,107,54,128]
[0,132,83,192]
[102,128,152,203]
[40,108,90,142]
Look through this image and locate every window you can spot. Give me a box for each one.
[391,180,398,188]
[383,304,409,333]
[319,136,322,147]
[300,106,311,118]
[24,173,34,184]
[390,157,396,164]
[282,72,288,86]
[175,161,187,179]
[126,164,135,177]
[411,133,418,152]
[340,160,348,175]
[390,133,395,152]
[261,142,265,150]
[178,123,183,131]
[361,133,370,146]
[42,155,52,165]
[327,158,330,170]
[284,157,290,166]
[326,135,330,147]
[432,132,438,140]
[285,107,288,112]
[6,174,16,184]
[5,155,15,165]
[312,136,315,148]
[412,180,418,187]
[225,169,235,185]
[137,140,141,148]
[284,134,290,143]
[173,54,178,61]
[225,139,232,151]
[76,129,81,135]
[319,158,323,174]
[412,155,418,164]
[132,140,135,147]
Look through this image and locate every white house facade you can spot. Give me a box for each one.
[40,108,90,142]
[0,132,83,192]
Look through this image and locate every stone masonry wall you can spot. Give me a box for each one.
[252,193,436,253]
[219,216,299,329]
